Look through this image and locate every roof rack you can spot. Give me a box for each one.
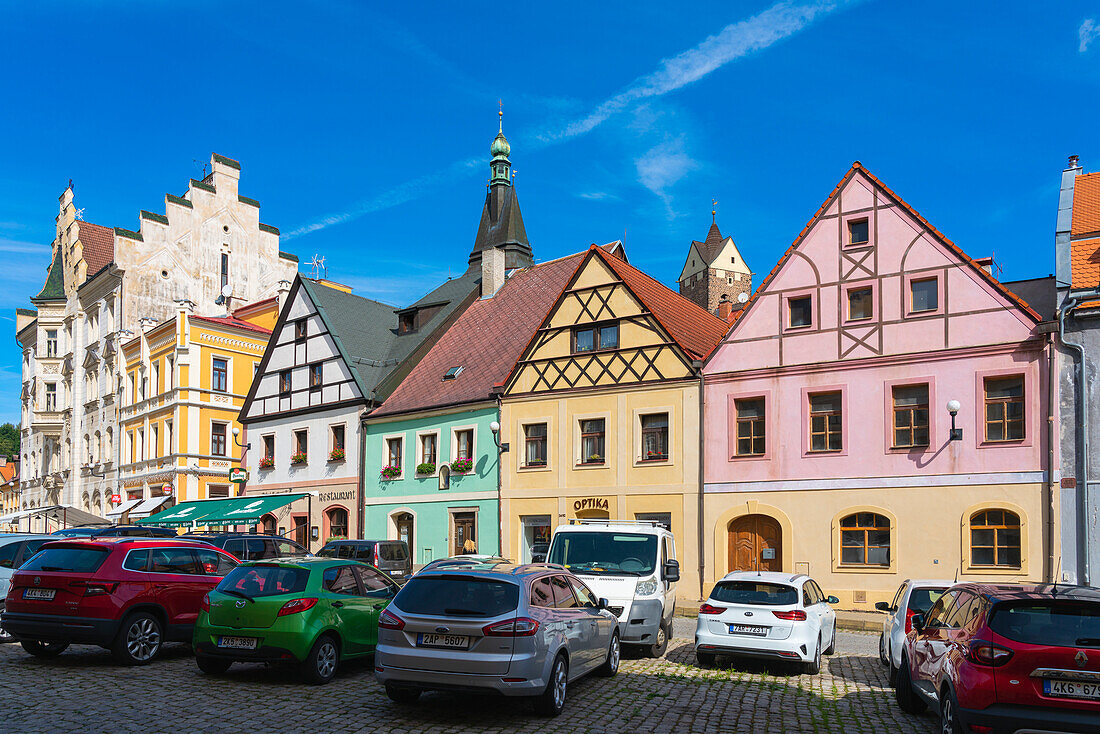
[567,519,664,527]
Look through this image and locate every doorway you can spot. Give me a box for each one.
[291,514,308,549]
[453,512,476,555]
[521,515,551,563]
[394,512,414,556]
[728,514,782,573]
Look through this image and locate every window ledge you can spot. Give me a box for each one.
[519,463,551,472]
[977,439,1027,449]
[887,445,930,454]
[963,565,1024,576]
[833,564,896,574]
[784,324,814,332]
[634,457,670,466]
[574,462,608,471]
[729,453,769,462]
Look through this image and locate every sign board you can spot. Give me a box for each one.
[229,468,249,484]
[162,483,173,496]
[762,548,776,560]
[110,493,121,504]
[573,497,610,512]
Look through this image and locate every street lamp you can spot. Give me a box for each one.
[231,426,250,450]
[488,421,509,453]
[946,399,963,441]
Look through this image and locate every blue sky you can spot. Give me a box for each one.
[1,1,1098,425]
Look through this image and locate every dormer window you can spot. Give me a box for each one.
[398,311,416,335]
[442,366,464,381]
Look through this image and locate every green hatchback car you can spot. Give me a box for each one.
[192,557,398,684]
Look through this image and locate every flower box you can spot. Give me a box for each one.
[290,452,308,466]
[380,465,401,480]
[328,448,346,462]
[449,458,473,474]
[416,462,436,476]
[258,457,275,469]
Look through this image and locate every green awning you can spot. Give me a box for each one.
[141,493,310,527]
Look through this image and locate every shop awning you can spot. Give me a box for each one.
[141,493,310,527]
[0,505,110,528]
[106,498,143,519]
[128,496,171,519]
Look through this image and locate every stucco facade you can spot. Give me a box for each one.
[702,163,1053,607]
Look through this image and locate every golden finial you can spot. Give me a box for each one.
[712,198,718,223]
[498,99,503,133]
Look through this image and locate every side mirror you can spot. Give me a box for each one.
[663,559,680,582]
[598,597,610,610]
[874,601,891,612]
[827,595,839,605]
[910,613,925,632]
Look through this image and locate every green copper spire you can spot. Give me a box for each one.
[490,104,512,186]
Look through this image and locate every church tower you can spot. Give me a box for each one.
[467,110,533,271]
[678,205,752,315]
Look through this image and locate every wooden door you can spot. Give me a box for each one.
[454,513,476,555]
[728,515,782,573]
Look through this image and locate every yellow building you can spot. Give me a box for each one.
[116,299,277,519]
[499,245,728,596]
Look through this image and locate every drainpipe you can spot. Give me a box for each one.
[1045,332,1056,582]
[357,402,370,543]
[1059,297,1090,585]
[695,361,706,602]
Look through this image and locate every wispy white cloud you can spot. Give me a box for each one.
[578,191,619,201]
[1081,19,1100,52]
[0,237,50,255]
[635,137,700,217]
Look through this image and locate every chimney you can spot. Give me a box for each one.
[974,256,994,276]
[276,279,292,309]
[1056,155,1083,293]
[481,246,505,298]
[717,294,733,321]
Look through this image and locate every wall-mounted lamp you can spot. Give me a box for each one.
[231,427,250,450]
[488,421,509,453]
[946,399,963,442]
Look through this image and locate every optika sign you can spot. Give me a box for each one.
[573,498,609,512]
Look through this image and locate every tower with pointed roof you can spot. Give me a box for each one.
[468,109,533,271]
[677,205,752,316]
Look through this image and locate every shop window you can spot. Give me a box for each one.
[984,376,1024,442]
[847,287,873,321]
[910,277,938,313]
[788,296,812,328]
[640,413,668,461]
[848,219,869,245]
[734,398,765,456]
[809,392,843,453]
[970,510,1021,568]
[892,384,929,448]
[840,512,890,566]
[524,423,547,467]
[326,507,349,540]
[580,419,605,464]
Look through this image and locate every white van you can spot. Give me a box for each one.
[546,520,678,657]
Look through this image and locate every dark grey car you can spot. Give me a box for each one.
[376,562,620,716]
[316,540,412,582]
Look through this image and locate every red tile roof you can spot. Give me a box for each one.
[371,252,588,417]
[592,246,730,360]
[721,162,1041,346]
[1072,172,1100,237]
[78,222,115,275]
[233,296,278,317]
[190,314,272,335]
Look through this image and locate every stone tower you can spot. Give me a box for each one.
[678,208,752,315]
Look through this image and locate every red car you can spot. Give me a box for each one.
[895,582,1100,733]
[2,538,238,665]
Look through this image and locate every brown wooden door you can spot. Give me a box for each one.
[728,514,782,573]
[454,513,476,555]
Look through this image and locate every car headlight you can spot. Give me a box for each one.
[635,578,659,596]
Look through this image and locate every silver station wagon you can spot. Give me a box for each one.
[375,562,620,716]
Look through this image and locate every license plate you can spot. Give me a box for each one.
[217,636,258,650]
[729,623,769,636]
[1045,679,1100,701]
[417,633,470,649]
[22,588,55,601]
[390,570,404,576]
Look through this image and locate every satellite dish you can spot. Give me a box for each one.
[221,284,233,298]
[737,292,749,304]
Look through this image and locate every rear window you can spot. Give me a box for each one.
[907,587,947,614]
[379,543,407,562]
[711,581,798,606]
[217,565,310,598]
[395,576,519,617]
[21,547,109,573]
[990,600,1100,648]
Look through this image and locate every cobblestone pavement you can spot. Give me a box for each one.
[0,631,937,733]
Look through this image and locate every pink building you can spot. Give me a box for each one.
[701,163,1055,607]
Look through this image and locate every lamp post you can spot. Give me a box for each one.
[489,418,509,559]
[947,399,963,442]
[231,426,250,450]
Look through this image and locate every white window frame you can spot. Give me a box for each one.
[381,432,405,480]
[416,429,441,476]
[450,424,478,466]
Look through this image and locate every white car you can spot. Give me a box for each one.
[875,578,950,686]
[0,534,54,643]
[695,571,838,674]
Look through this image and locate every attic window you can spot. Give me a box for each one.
[398,311,417,335]
[442,366,464,382]
[848,219,869,246]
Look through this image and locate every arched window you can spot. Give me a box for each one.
[260,514,276,535]
[326,507,349,540]
[840,512,890,566]
[970,510,1021,567]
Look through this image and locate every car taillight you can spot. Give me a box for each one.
[699,603,726,615]
[69,580,117,597]
[904,608,917,634]
[277,597,319,617]
[772,609,807,621]
[200,593,210,612]
[966,640,1014,667]
[483,617,539,637]
[378,609,405,630]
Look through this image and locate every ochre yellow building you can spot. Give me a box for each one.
[117,299,277,518]
[499,245,728,596]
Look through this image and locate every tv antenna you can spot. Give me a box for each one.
[309,254,327,280]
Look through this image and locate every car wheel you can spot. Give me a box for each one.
[696,650,716,668]
[20,639,70,658]
[824,625,836,655]
[646,622,669,658]
[894,655,928,714]
[803,635,822,675]
[195,655,232,675]
[385,683,421,705]
[112,612,163,666]
[536,654,568,716]
[940,687,962,734]
[597,632,620,677]
[301,635,340,685]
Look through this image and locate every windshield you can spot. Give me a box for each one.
[990,600,1100,648]
[711,580,798,606]
[547,532,658,576]
[21,547,109,573]
[908,587,947,614]
[394,576,519,617]
[216,565,310,598]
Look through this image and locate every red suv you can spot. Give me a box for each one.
[2,538,238,665]
[895,582,1100,733]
